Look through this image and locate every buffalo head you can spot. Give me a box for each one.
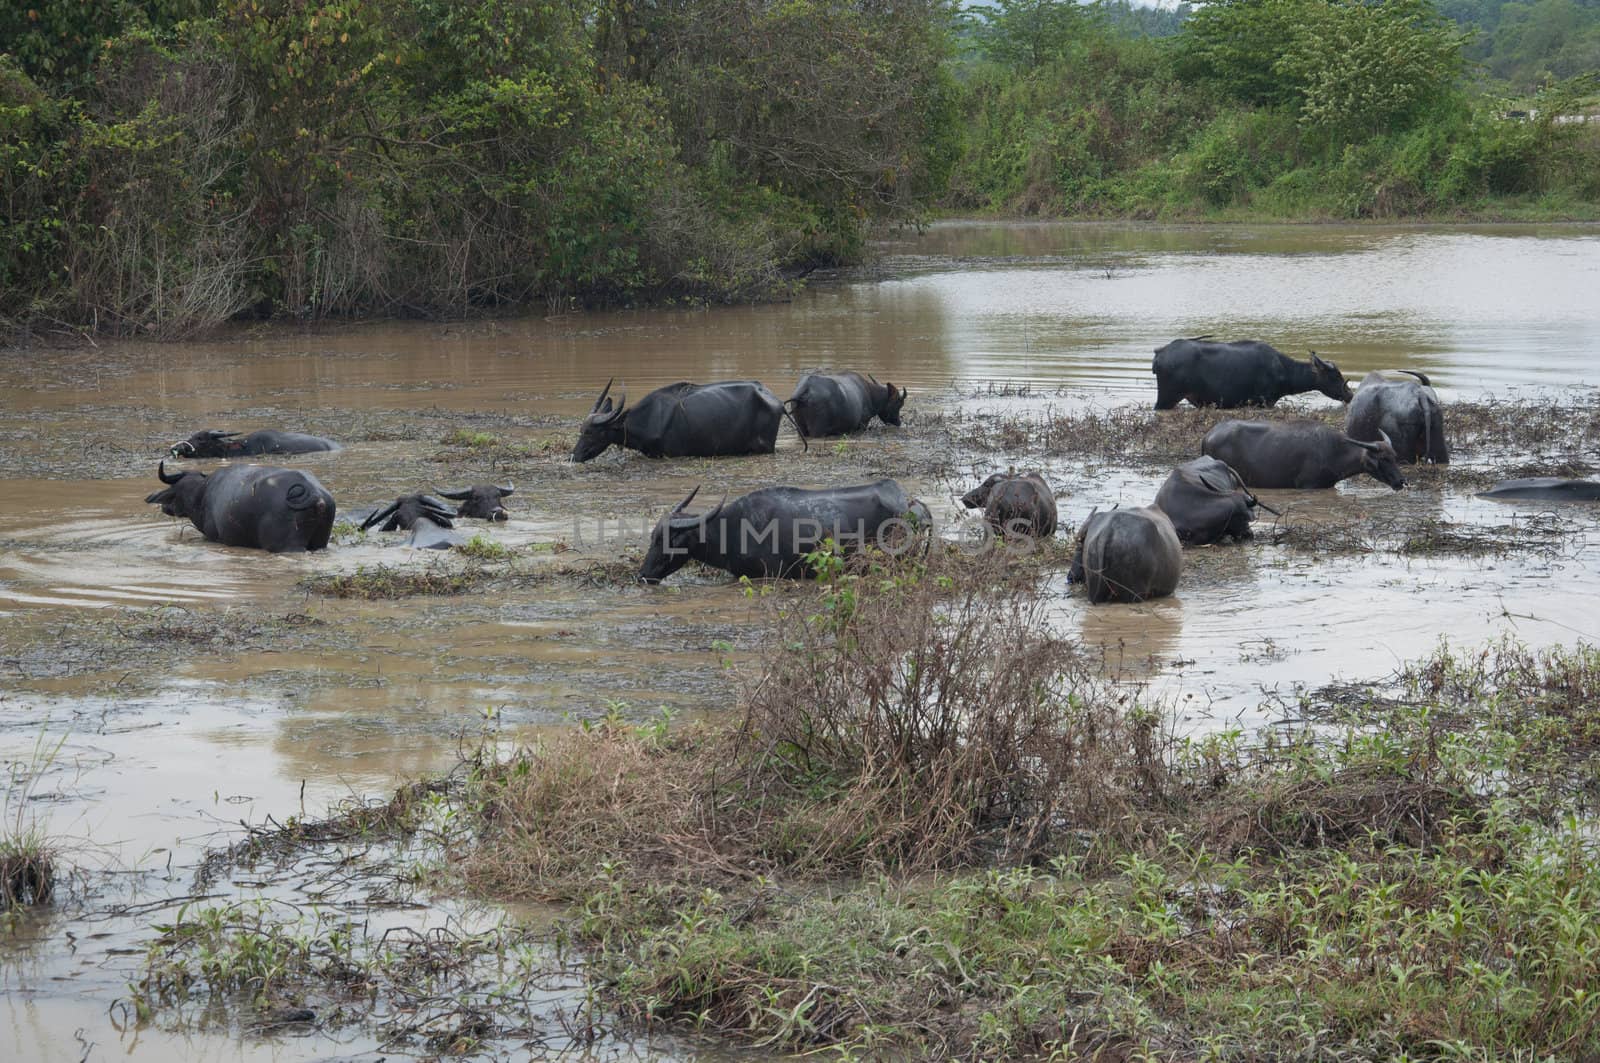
[869,375,909,426]
[145,461,209,518]
[1310,353,1354,404]
[1347,430,1406,490]
[639,485,723,584]
[573,378,628,463]
[170,429,239,458]
[961,472,1007,511]
[439,483,513,521]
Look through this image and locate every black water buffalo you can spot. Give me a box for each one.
[1154,456,1279,545]
[786,371,907,437]
[1478,477,1600,501]
[1344,370,1449,464]
[1152,338,1353,410]
[573,379,801,463]
[639,479,931,583]
[1068,507,1183,604]
[351,495,464,550]
[1201,420,1406,490]
[145,461,334,552]
[960,471,1057,539]
[169,429,340,459]
[438,484,513,521]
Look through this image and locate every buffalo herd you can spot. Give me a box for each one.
[144,344,1596,604]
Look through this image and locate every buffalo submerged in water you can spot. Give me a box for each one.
[1154,456,1277,545]
[572,379,803,462]
[1478,478,1600,501]
[145,461,335,552]
[960,471,1058,539]
[169,429,340,458]
[1152,338,1352,410]
[357,494,463,550]
[785,371,907,438]
[1345,370,1450,464]
[1201,420,1407,490]
[1068,506,1183,604]
[638,479,931,583]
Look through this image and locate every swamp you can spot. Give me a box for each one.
[3,222,1600,1060]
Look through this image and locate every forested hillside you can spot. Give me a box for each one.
[2,0,1597,337]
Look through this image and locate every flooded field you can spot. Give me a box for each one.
[3,221,1600,1061]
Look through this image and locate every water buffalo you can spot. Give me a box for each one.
[1345,371,1449,464]
[1154,456,1279,545]
[144,461,334,552]
[639,480,932,583]
[1068,507,1183,604]
[437,484,513,521]
[1478,478,1600,501]
[352,495,465,550]
[1152,338,1352,410]
[960,471,1057,539]
[786,371,907,437]
[1201,420,1406,490]
[169,429,340,459]
[573,379,803,463]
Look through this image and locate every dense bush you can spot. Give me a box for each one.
[1,0,958,336]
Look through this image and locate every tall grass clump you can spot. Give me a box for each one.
[2,732,66,909]
[460,551,1173,903]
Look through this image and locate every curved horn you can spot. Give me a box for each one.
[158,460,183,485]
[1378,429,1394,451]
[361,500,401,531]
[496,483,514,497]
[670,485,701,515]
[703,495,727,523]
[1395,369,1432,387]
[590,378,614,414]
[867,373,880,386]
[436,487,471,500]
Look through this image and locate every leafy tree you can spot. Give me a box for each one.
[973,0,1099,68]
[1278,0,1468,136]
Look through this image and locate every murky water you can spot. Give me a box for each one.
[3,221,1600,1061]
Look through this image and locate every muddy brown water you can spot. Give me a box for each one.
[3,221,1599,1061]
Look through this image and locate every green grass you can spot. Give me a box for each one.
[440,429,499,449]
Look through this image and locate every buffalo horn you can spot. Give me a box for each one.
[360,501,401,532]
[670,485,701,515]
[157,460,183,484]
[590,378,614,414]
[1379,429,1394,450]
[437,487,471,500]
[497,483,514,497]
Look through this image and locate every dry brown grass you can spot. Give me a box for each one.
[462,552,1176,901]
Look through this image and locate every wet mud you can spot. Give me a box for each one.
[3,221,1599,1060]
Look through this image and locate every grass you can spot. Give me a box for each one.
[441,428,500,449]
[301,563,486,599]
[455,534,517,562]
[2,732,66,911]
